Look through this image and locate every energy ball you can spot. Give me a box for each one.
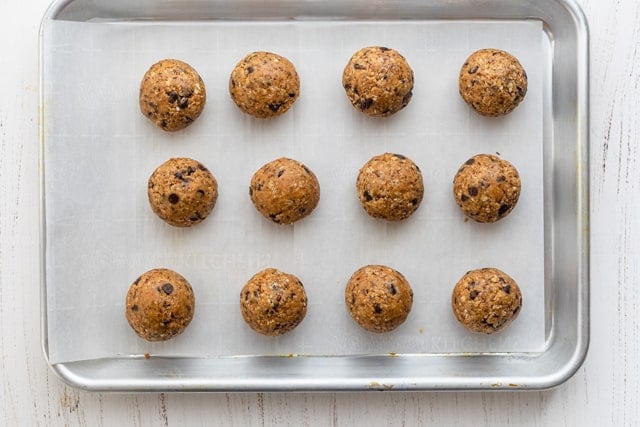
[451,267,522,334]
[356,153,424,221]
[240,268,308,336]
[345,265,413,333]
[458,48,528,116]
[453,154,520,223]
[249,157,320,224]
[148,157,218,227]
[229,51,300,118]
[125,268,195,342]
[342,46,414,117]
[139,59,206,131]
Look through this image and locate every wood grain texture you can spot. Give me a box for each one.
[1,0,639,425]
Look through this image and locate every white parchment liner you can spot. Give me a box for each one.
[44,20,546,363]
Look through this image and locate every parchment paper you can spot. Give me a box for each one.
[44,20,547,364]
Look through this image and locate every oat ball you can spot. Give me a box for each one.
[459,48,528,116]
[356,153,424,221]
[249,157,320,224]
[148,158,218,227]
[342,46,414,117]
[453,154,520,223]
[240,268,308,336]
[139,59,206,131]
[345,265,413,333]
[451,267,522,334]
[229,51,300,118]
[125,268,195,341]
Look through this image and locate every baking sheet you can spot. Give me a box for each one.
[44,20,545,364]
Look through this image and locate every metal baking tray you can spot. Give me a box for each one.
[39,0,589,391]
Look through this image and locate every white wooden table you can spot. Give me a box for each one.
[1,0,637,425]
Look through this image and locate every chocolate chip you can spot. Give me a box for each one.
[379,46,390,51]
[496,175,506,182]
[353,63,364,70]
[359,98,374,110]
[230,79,236,87]
[523,69,528,80]
[161,283,174,295]
[302,165,311,174]
[517,86,525,98]
[244,291,250,301]
[373,303,382,314]
[197,162,208,172]
[393,153,406,159]
[178,98,189,109]
[277,169,285,177]
[344,83,352,90]
[167,91,178,103]
[468,65,479,74]
[498,204,511,216]
[465,158,475,165]
[363,190,373,201]
[160,120,167,129]
[513,305,521,314]
[268,103,282,112]
[288,93,296,97]
[131,304,138,312]
[502,285,511,294]
[168,193,179,204]
[179,88,193,98]
[247,66,254,74]
[460,194,469,202]
[468,186,479,197]
[388,283,397,295]
[133,276,141,285]
[402,91,413,106]
[470,291,479,300]
[189,212,202,222]
[196,190,205,197]
[249,186,253,196]
[411,198,419,205]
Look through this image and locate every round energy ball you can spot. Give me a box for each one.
[458,48,528,116]
[453,154,520,223]
[356,153,424,221]
[345,265,413,333]
[229,51,300,118]
[139,59,206,131]
[249,157,320,224]
[240,268,308,336]
[125,268,195,341]
[342,46,414,117]
[148,158,218,227]
[451,267,522,334]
